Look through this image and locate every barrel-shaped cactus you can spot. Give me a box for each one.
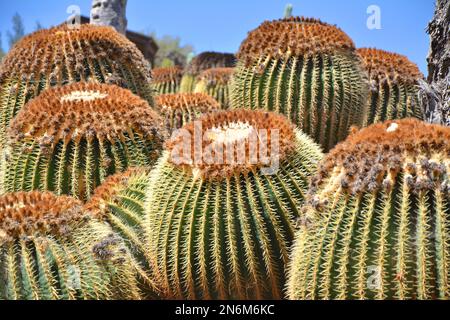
[0,23,155,150]
[180,52,236,93]
[152,66,183,95]
[145,109,323,300]
[85,168,151,277]
[231,17,369,151]
[155,93,220,134]
[1,83,166,201]
[0,191,141,299]
[357,48,424,125]
[287,119,450,300]
[195,67,234,109]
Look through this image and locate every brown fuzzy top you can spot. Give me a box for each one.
[0,23,151,82]
[197,67,234,85]
[166,110,297,180]
[155,93,220,114]
[85,167,148,217]
[152,66,184,84]
[310,119,450,198]
[185,52,236,75]
[0,192,85,240]
[8,83,166,149]
[357,48,424,83]
[237,17,355,66]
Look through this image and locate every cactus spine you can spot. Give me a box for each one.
[155,93,220,134]
[287,119,450,300]
[145,110,323,299]
[0,191,141,299]
[231,17,369,151]
[1,83,166,201]
[357,48,424,125]
[194,67,234,109]
[180,52,236,93]
[0,23,155,150]
[152,66,184,95]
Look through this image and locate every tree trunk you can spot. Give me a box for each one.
[421,0,450,125]
[90,0,128,35]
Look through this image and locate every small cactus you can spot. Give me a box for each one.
[357,48,424,125]
[194,67,234,109]
[231,17,369,151]
[155,92,220,134]
[0,191,141,299]
[145,109,323,299]
[152,66,184,95]
[0,23,155,150]
[1,83,166,201]
[180,52,236,93]
[287,119,450,300]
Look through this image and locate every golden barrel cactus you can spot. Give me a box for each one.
[1,83,166,200]
[195,67,234,109]
[357,48,424,125]
[152,66,184,95]
[0,191,141,299]
[180,52,236,93]
[287,119,450,300]
[0,23,155,149]
[155,92,220,134]
[145,110,323,300]
[231,17,369,151]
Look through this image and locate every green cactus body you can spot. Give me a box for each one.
[155,93,220,134]
[152,66,183,95]
[194,68,234,109]
[287,119,450,300]
[180,52,236,93]
[85,167,156,294]
[1,83,166,201]
[0,23,155,150]
[357,48,424,125]
[144,110,323,299]
[231,17,369,151]
[0,191,141,300]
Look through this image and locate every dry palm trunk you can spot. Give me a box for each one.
[90,0,128,35]
[421,0,450,125]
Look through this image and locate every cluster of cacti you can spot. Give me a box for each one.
[357,48,424,125]
[1,82,166,200]
[144,109,323,299]
[0,23,155,151]
[230,17,369,151]
[287,119,450,300]
[194,67,234,109]
[152,66,184,95]
[155,92,220,133]
[180,51,236,93]
[0,191,141,299]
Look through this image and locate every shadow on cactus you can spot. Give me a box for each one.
[152,66,184,95]
[0,23,155,150]
[287,119,450,300]
[180,52,236,93]
[144,109,323,300]
[0,191,141,300]
[231,17,369,151]
[155,93,220,134]
[357,48,424,125]
[85,167,158,296]
[195,67,234,109]
[1,83,166,201]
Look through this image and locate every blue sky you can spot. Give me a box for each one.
[0,0,434,75]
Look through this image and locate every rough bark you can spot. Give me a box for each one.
[90,0,128,35]
[421,0,450,125]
